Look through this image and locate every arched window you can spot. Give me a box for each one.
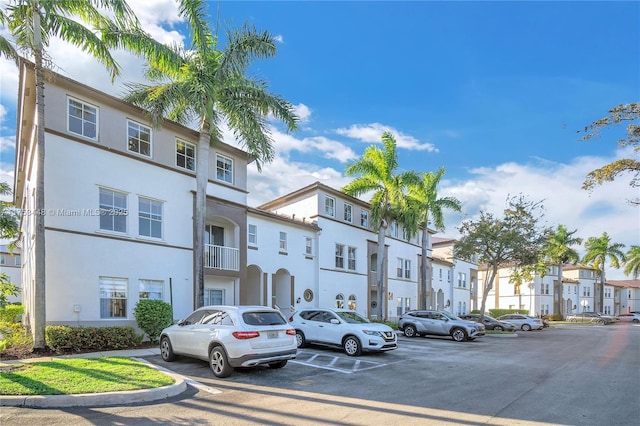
[348,294,356,310]
[458,301,462,315]
[463,302,467,315]
[335,293,344,309]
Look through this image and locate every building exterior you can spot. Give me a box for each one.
[12,61,472,331]
[0,245,21,305]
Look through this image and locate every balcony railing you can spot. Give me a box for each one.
[204,244,239,271]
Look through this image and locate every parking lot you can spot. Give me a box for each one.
[2,324,639,425]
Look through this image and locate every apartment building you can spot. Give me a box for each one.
[13,60,473,328]
[0,245,21,305]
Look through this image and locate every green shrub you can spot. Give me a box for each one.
[0,322,32,353]
[488,309,529,318]
[545,313,563,321]
[133,300,173,344]
[0,304,24,323]
[45,325,138,352]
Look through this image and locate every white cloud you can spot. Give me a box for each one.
[335,123,438,152]
[440,148,639,280]
[293,103,312,124]
[274,35,284,44]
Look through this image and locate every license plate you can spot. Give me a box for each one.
[267,331,278,339]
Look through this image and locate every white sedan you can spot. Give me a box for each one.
[617,312,640,324]
[160,305,297,378]
[496,314,544,331]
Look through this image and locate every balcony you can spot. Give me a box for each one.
[204,244,240,271]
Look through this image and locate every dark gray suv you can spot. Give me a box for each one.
[398,310,485,341]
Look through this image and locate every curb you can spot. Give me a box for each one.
[1,357,187,408]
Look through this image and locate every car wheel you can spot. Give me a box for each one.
[209,346,234,378]
[343,336,362,356]
[451,328,467,342]
[633,319,639,324]
[494,325,504,331]
[160,336,176,362]
[268,360,288,369]
[403,324,417,338]
[295,330,306,348]
[521,324,532,331]
[597,319,605,325]
[569,318,577,323]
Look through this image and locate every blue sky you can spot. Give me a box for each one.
[0,1,638,278]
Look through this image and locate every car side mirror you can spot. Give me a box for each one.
[330,319,340,324]
[177,319,186,326]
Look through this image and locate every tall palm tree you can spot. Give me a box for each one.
[4,0,138,349]
[0,8,19,64]
[119,0,298,308]
[543,225,582,316]
[342,132,421,320]
[623,245,640,279]
[582,232,626,313]
[407,167,461,310]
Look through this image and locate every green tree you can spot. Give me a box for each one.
[543,225,583,316]
[0,8,18,64]
[343,132,421,320]
[4,0,138,349]
[582,232,626,312]
[624,245,640,279]
[579,102,640,205]
[117,0,298,308]
[407,167,461,310]
[0,182,19,244]
[454,196,549,321]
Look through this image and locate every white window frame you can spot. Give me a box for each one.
[305,237,313,255]
[68,96,98,140]
[344,203,353,223]
[360,210,369,228]
[279,231,287,251]
[127,120,152,157]
[139,279,163,300]
[335,293,344,309]
[138,196,163,239]
[335,243,345,269]
[176,139,196,171]
[100,277,127,319]
[99,187,127,233]
[348,246,356,270]
[248,224,257,246]
[204,289,224,305]
[325,196,335,217]
[216,154,233,184]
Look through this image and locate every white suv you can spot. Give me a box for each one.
[288,308,397,356]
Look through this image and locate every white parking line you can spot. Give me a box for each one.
[290,350,389,374]
[134,357,222,395]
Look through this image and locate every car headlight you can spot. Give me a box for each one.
[362,330,382,336]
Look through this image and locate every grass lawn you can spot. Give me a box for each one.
[0,357,174,395]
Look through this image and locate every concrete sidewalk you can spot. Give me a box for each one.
[0,348,188,408]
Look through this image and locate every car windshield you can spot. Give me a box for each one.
[336,311,370,324]
[440,311,462,321]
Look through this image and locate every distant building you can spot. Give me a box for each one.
[0,245,21,304]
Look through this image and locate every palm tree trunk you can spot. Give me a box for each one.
[194,128,210,308]
[375,220,387,320]
[33,6,46,350]
[554,262,563,317]
[420,224,430,310]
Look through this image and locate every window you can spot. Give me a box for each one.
[344,203,353,222]
[348,295,356,310]
[458,272,467,288]
[325,196,335,217]
[0,255,5,265]
[216,154,233,183]
[439,269,442,280]
[100,277,127,318]
[99,188,127,233]
[360,210,369,228]
[204,289,224,305]
[348,246,356,270]
[127,120,151,156]
[176,139,196,171]
[397,258,411,279]
[248,224,257,245]
[583,287,591,297]
[390,221,398,237]
[335,293,344,309]
[458,301,462,316]
[139,197,162,239]
[14,256,20,266]
[335,244,345,268]
[68,97,97,139]
[447,270,451,282]
[305,237,313,255]
[279,232,287,251]
[544,284,549,295]
[139,279,163,300]
[404,260,411,279]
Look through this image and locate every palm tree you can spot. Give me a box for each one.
[119,0,298,308]
[0,8,18,64]
[4,0,138,349]
[407,167,461,310]
[582,232,626,313]
[543,225,582,317]
[342,132,421,320]
[623,245,640,279]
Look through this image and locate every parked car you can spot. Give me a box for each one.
[617,313,640,323]
[459,313,516,332]
[159,305,297,378]
[288,308,397,356]
[565,312,616,325]
[496,314,544,331]
[398,310,485,341]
